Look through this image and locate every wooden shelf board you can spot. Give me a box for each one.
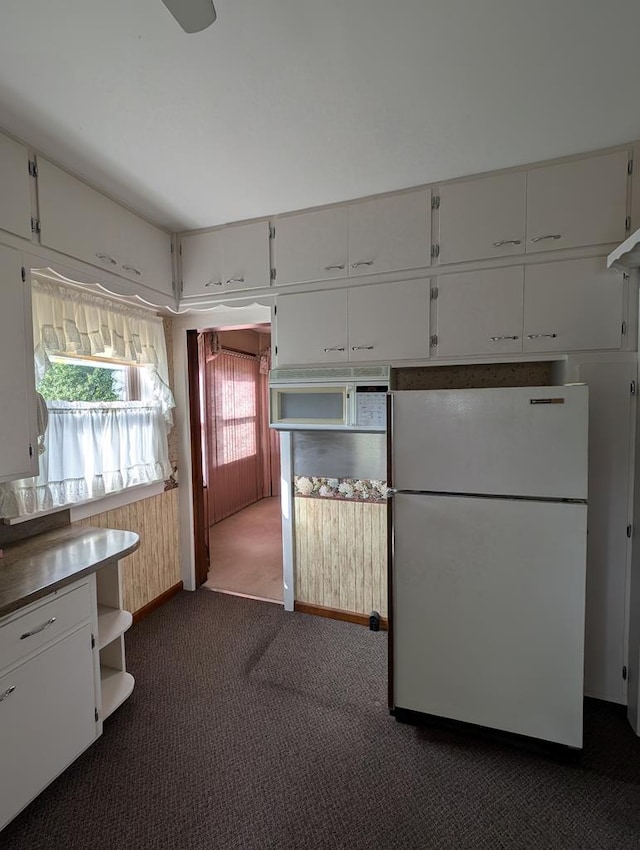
[97,605,133,650]
[100,667,134,720]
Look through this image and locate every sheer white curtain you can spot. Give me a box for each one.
[0,279,175,518]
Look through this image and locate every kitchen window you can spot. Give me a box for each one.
[0,276,175,518]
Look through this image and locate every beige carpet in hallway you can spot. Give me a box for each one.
[205,496,283,602]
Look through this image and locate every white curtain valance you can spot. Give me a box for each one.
[32,279,175,424]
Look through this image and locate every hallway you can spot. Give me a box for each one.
[205,497,283,602]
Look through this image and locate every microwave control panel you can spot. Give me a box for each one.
[355,386,388,429]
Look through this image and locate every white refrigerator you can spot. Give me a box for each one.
[388,385,589,749]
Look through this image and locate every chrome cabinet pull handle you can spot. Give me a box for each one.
[351,261,374,268]
[323,264,345,272]
[95,252,117,265]
[530,234,562,243]
[20,617,56,639]
[121,264,142,276]
[351,345,374,351]
[225,277,245,285]
[490,336,519,341]
[323,347,345,352]
[527,333,558,339]
[0,685,15,703]
[492,239,522,247]
[205,280,224,287]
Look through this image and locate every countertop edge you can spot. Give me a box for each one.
[0,528,141,619]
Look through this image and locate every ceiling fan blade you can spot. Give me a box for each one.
[161,0,217,33]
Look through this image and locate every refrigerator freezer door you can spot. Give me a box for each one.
[391,386,588,500]
[392,493,587,747]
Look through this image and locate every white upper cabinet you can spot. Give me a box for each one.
[0,245,38,483]
[37,158,173,297]
[180,221,270,297]
[274,192,432,287]
[348,280,430,362]
[434,267,524,358]
[276,280,430,366]
[276,289,348,365]
[0,131,32,241]
[347,191,431,276]
[275,207,348,286]
[181,230,223,296]
[437,173,526,265]
[526,151,629,253]
[523,257,624,353]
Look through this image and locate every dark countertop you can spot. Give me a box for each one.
[0,525,140,618]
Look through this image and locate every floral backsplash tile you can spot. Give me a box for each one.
[294,476,389,502]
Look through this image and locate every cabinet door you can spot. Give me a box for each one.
[526,151,629,253]
[348,190,431,276]
[221,221,270,292]
[434,267,524,358]
[0,245,38,483]
[38,158,124,274]
[118,211,174,297]
[438,172,526,265]
[180,230,224,297]
[574,361,635,705]
[276,290,348,365]
[348,280,430,362]
[0,131,32,240]
[523,257,624,353]
[0,624,97,830]
[274,207,348,285]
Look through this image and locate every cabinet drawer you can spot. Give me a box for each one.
[0,581,92,672]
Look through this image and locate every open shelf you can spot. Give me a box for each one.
[97,605,133,650]
[100,668,135,720]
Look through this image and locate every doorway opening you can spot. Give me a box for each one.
[196,325,283,603]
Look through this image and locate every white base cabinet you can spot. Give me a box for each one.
[0,578,98,830]
[0,562,134,830]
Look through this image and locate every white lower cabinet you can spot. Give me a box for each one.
[523,257,624,353]
[0,625,97,830]
[434,267,524,358]
[0,563,134,830]
[275,280,430,367]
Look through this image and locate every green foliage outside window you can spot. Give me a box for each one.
[37,362,119,402]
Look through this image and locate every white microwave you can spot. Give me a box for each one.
[269,366,390,431]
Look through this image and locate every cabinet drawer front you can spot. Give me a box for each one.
[0,581,92,672]
[0,624,97,830]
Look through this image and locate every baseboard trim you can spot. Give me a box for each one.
[132,581,183,624]
[294,601,388,631]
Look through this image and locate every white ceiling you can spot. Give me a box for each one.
[1,0,639,232]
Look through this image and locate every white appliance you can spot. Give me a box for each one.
[389,385,589,750]
[269,366,389,431]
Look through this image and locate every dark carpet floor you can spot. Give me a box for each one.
[3,590,640,849]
